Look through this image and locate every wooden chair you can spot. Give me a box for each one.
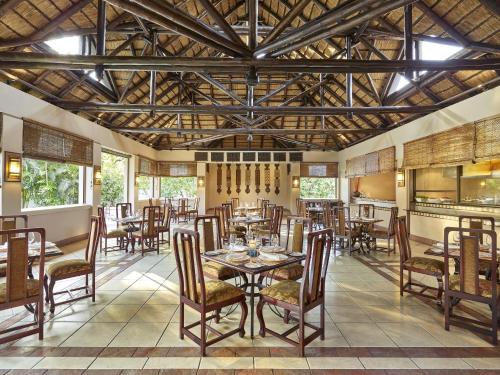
[116,202,139,234]
[395,216,444,304]
[0,215,28,277]
[221,203,246,240]
[257,228,333,356]
[255,206,284,244]
[459,216,496,278]
[131,206,161,255]
[98,207,128,255]
[177,198,189,223]
[158,203,172,245]
[187,197,200,221]
[332,206,360,255]
[368,206,398,255]
[231,197,240,212]
[443,227,498,344]
[44,216,100,313]
[172,228,248,356]
[322,202,334,229]
[358,204,375,218]
[0,227,45,344]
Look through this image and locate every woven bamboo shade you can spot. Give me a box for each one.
[474,115,500,161]
[402,135,433,169]
[352,156,366,177]
[138,156,156,176]
[23,119,93,166]
[300,163,339,177]
[378,146,396,173]
[431,124,475,167]
[364,152,379,175]
[156,162,196,177]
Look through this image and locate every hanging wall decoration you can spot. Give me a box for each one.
[226,164,232,195]
[264,164,271,193]
[235,164,241,194]
[245,164,251,193]
[255,164,260,193]
[274,164,280,195]
[216,164,222,194]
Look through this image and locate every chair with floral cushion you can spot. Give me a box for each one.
[98,207,128,255]
[332,206,360,255]
[0,215,28,278]
[396,216,444,304]
[218,204,246,242]
[368,207,398,255]
[0,227,45,344]
[257,228,333,356]
[44,216,100,313]
[173,227,248,356]
[444,226,498,344]
[131,206,161,256]
[158,203,172,245]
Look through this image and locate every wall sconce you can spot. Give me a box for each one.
[197,176,205,188]
[397,168,405,187]
[93,166,102,186]
[4,152,22,182]
[292,176,300,189]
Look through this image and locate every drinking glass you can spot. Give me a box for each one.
[271,234,279,247]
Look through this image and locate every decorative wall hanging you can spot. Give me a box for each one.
[216,164,222,194]
[274,164,280,195]
[226,164,232,195]
[245,164,251,193]
[264,164,271,193]
[235,164,241,194]
[255,164,261,193]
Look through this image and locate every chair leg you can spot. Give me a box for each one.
[92,272,96,302]
[436,275,444,304]
[43,275,50,303]
[37,300,44,340]
[48,279,56,314]
[179,302,185,339]
[215,309,221,323]
[491,302,498,345]
[444,295,450,331]
[283,309,290,324]
[239,300,248,337]
[200,312,206,357]
[299,311,305,357]
[256,297,266,337]
[320,301,325,340]
[400,268,404,297]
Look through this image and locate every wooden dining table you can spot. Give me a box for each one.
[201,249,305,338]
[351,217,383,253]
[228,216,270,231]
[0,243,63,278]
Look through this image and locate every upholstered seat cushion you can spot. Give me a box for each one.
[404,257,444,274]
[264,264,304,281]
[47,259,92,278]
[203,261,239,279]
[105,228,128,238]
[197,280,245,305]
[260,280,300,305]
[449,274,500,298]
[0,279,39,303]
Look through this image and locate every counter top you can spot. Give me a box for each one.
[407,205,500,225]
[351,198,397,208]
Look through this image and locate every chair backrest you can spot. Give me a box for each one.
[270,206,284,235]
[286,216,312,253]
[387,207,399,236]
[141,206,161,237]
[172,228,206,305]
[193,197,200,211]
[300,229,332,306]
[261,199,269,216]
[458,216,495,245]
[323,202,333,228]
[162,203,172,228]
[178,198,188,214]
[0,227,45,304]
[214,206,228,239]
[116,203,132,220]
[395,216,412,264]
[231,197,239,210]
[444,227,497,299]
[0,215,28,243]
[222,202,233,219]
[85,216,101,269]
[264,203,276,219]
[195,215,222,252]
[358,204,375,218]
[333,206,350,236]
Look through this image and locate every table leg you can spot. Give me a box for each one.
[250,273,255,339]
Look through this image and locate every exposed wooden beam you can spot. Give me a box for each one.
[196,0,245,47]
[113,127,383,135]
[345,35,353,119]
[480,0,500,17]
[95,0,107,81]
[261,0,311,45]
[248,0,258,50]
[0,0,23,16]
[404,4,413,80]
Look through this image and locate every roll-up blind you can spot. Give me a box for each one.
[431,124,475,167]
[23,119,93,166]
[157,162,197,177]
[378,146,395,174]
[352,156,366,177]
[364,152,379,175]
[300,162,338,178]
[474,115,500,161]
[138,156,156,176]
[402,135,432,169]
[346,146,395,177]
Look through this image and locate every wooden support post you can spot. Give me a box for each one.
[404,4,413,80]
[150,32,157,118]
[345,36,353,119]
[96,0,106,80]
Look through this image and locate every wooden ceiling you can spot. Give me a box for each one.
[0,0,498,150]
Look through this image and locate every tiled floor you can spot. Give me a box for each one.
[1,222,499,374]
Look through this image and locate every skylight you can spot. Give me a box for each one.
[45,36,81,55]
[388,40,463,95]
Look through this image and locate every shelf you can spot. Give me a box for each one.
[415,190,456,192]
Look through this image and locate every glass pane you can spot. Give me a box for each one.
[414,167,457,203]
[22,158,80,208]
[137,176,154,200]
[460,160,500,205]
[299,178,337,199]
[101,152,128,211]
[160,177,196,198]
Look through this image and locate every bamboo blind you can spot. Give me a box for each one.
[431,124,475,167]
[300,162,338,177]
[345,156,366,177]
[378,146,395,174]
[474,115,500,161]
[23,119,93,166]
[364,152,379,175]
[156,162,197,177]
[138,156,156,176]
[346,146,395,177]
[402,135,433,169]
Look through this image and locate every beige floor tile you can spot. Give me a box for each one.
[156,323,197,347]
[111,291,154,304]
[412,357,472,369]
[336,322,396,347]
[14,321,84,347]
[254,356,309,369]
[61,322,125,347]
[130,304,177,323]
[307,357,363,369]
[327,305,372,323]
[145,290,179,304]
[420,321,493,347]
[464,357,500,369]
[127,276,163,291]
[324,292,357,306]
[362,305,413,323]
[359,357,418,369]
[109,322,166,347]
[33,356,95,369]
[0,356,42,369]
[50,303,105,322]
[90,304,142,323]
[144,357,201,369]
[377,322,443,347]
[89,357,147,369]
[98,279,136,291]
[199,357,254,369]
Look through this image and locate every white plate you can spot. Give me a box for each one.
[244,262,262,269]
[205,250,223,256]
[227,245,248,252]
[434,242,459,250]
[225,254,250,263]
[289,252,303,257]
[258,253,288,262]
[260,246,285,254]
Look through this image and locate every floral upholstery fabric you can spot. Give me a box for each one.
[449,275,500,298]
[47,259,92,279]
[265,264,304,281]
[197,280,244,305]
[203,261,240,279]
[0,279,39,303]
[105,228,128,238]
[404,257,444,275]
[260,280,301,305]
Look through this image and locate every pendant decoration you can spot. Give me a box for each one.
[274,164,280,195]
[255,164,260,194]
[264,164,271,193]
[226,164,231,195]
[216,164,222,194]
[245,164,251,194]
[235,164,241,194]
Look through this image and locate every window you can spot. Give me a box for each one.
[300,178,337,199]
[137,176,154,200]
[22,158,82,209]
[101,151,129,208]
[160,177,196,198]
[45,36,81,55]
